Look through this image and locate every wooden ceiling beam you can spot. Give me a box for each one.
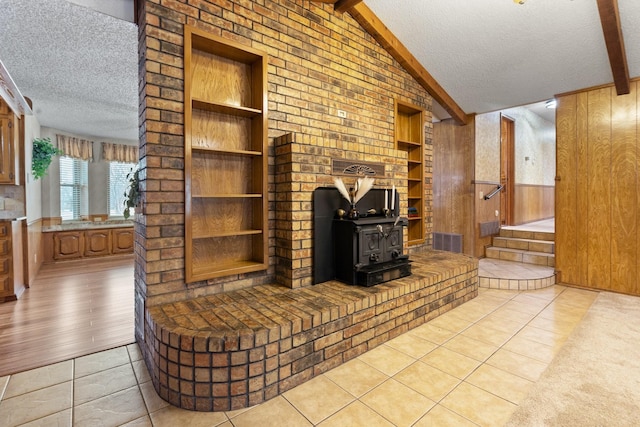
[348,3,468,125]
[334,0,363,14]
[596,0,630,95]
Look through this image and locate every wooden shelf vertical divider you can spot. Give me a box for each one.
[184,26,268,283]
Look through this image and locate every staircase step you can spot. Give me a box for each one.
[492,237,555,254]
[485,246,555,267]
[499,229,555,241]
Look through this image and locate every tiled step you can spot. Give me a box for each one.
[492,237,555,254]
[478,258,556,290]
[499,229,555,242]
[485,246,555,267]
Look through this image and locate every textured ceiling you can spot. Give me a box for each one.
[365,0,640,120]
[0,0,138,141]
[1,0,639,140]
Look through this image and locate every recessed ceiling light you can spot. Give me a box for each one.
[545,99,557,109]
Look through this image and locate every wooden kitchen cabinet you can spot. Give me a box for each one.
[0,220,25,302]
[53,231,83,260]
[111,228,133,254]
[0,100,20,185]
[84,229,111,257]
[44,227,133,262]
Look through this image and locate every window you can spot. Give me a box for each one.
[59,156,88,221]
[109,162,136,217]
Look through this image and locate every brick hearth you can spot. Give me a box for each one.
[142,251,478,411]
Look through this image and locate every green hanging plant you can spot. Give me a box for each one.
[32,137,63,180]
[123,167,141,219]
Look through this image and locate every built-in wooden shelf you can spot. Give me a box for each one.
[185,26,268,282]
[395,100,425,246]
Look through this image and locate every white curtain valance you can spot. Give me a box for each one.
[101,142,139,163]
[56,134,94,161]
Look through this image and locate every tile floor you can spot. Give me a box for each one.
[0,285,598,427]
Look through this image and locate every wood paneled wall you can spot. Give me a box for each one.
[514,184,554,225]
[556,81,639,295]
[433,117,475,255]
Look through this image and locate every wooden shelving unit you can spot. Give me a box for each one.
[184,26,268,283]
[395,100,425,246]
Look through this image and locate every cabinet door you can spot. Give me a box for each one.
[111,228,134,254]
[0,117,15,184]
[84,230,111,257]
[53,231,83,260]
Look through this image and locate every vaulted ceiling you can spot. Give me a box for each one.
[0,0,638,140]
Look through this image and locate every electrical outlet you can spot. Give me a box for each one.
[94,217,102,222]
[337,109,347,118]
[495,210,499,217]
[479,191,484,200]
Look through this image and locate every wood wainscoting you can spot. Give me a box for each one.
[556,80,639,296]
[514,184,554,225]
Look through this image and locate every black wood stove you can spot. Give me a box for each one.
[313,187,412,286]
[333,216,411,286]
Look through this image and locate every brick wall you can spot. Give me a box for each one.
[136,0,434,316]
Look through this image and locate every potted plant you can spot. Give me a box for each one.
[123,167,141,219]
[32,137,63,180]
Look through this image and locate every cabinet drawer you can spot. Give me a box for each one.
[0,239,9,256]
[0,257,10,275]
[0,223,8,238]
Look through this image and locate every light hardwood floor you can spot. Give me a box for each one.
[0,256,135,377]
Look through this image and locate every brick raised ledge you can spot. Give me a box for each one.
[140,251,478,412]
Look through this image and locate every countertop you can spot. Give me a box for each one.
[42,220,134,232]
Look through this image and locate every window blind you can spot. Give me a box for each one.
[59,156,88,220]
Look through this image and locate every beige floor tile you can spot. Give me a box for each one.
[19,408,72,427]
[74,346,130,378]
[394,361,461,401]
[465,363,534,404]
[127,343,143,362]
[139,381,170,413]
[74,385,147,427]
[474,316,525,335]
[425,312,474,334]
[501,299,546,316]
[413,404,478,427]
[440,382,516,426]
[502,334,558,363]
[74,363,138,405]
[514,324,567,348]
[0,381,72,426]
[447,302,491,323]
[132,359,151,384]
[486,348,549,382]
[489,306,537,323]
[460,323,515,347]
[442,334,498,362]
[3,360,72,399]
[317,400,394,427]
[511,293,554,308]
[478,287,519,300]
[409,323,457,345]
[525,285,567,300]
[230,396,311,427]
[360,378,435,427]
[324,359,388,398]
[384,332,438,359]
[358,344,416,376]
[420,347,481,379]
[120,415,153,427]
[0,376,7,400]
[527,315,576,337]
[149,404,229,427]
[283,375,354,425]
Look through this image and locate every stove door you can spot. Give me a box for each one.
[358,226,383,265]
[384,224,403,261]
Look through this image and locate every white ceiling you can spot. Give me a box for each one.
[365,0,640,121]
[1,0,639,140]
[0,0,138,141]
